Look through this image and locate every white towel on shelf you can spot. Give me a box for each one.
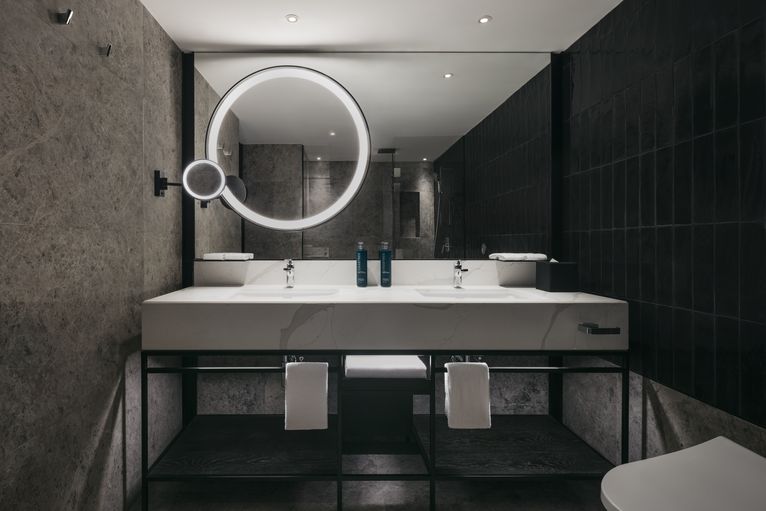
[345,355,428,379]
[202,252,254,261]
[444,362,491,429]
[285,362,328,430]
[488,253,548,262]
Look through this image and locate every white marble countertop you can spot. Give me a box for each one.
[144,285,625,305]
[142,284,628,352]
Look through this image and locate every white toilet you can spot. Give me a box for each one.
[601,436,766,511]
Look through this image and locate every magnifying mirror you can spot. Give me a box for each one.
[182,159,226,201]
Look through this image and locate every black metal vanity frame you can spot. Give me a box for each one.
[141,349,629,510]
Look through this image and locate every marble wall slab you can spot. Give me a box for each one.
[562,358,766,466]
[241,144,303,259]
[236,156,435,259]
[192,259,536,287]
[197,356,546,416]
[193,69,242,258]
[1,2,183,509]
[394,162,436,259]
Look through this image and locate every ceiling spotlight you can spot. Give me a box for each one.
[422,157,428,161]
[443,73,454,79]
[478,15,493,24]
[329,131,336,136]
[285,14,299,23]
[316,156,322,161]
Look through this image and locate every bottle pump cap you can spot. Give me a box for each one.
[380,241,390,250]
[357,241,365,250]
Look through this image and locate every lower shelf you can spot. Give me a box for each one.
[148,414,613,481]
[149,415,338,480]
[414,415,613,478]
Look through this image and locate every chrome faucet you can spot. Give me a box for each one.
[453,260,468,288]
[283,259,295,288]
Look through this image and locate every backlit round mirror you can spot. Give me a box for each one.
[182,159,226,201]
[204,65,371,231]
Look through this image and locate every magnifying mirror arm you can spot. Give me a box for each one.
[153,170,181,197]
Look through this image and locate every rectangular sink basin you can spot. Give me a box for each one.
[234,288,339,299]
[416,288,513,299]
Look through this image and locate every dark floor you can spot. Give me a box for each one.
[144,479,605,510]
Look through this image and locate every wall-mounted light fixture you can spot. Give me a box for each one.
[56,9,74,25]
[153,170,181,197]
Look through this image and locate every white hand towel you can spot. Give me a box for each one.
[444,362,491,429]
[488,253,548,262]
[202,252,254,261]
[345,355,428,379]
[285,362,328,430]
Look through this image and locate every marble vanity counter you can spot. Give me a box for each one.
[142,284,627,352]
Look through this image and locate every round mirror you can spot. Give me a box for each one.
[206,66,371,231]
[182,159,226,201]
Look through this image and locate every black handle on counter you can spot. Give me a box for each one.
[578,322,621,335]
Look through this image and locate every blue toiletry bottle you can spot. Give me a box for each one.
[379,241,392,287]
[356,241,368,287]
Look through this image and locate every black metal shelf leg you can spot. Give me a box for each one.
[621,353,630,464]
[337,355,344,511]
[141,352,149,510]
[429,355,436,511]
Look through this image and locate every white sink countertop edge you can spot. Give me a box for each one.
[143,285,627,305]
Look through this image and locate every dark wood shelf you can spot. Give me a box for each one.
[148,414,612,482]
[414,415,613,478]
[149,415,338,480]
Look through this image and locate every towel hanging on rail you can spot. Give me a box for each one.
[285,362,328,430]
[444,362,491,429]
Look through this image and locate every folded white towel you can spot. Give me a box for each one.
[444,362,491,429]
[345,355,428,379]
[489,253,548,262]
[285,362,328,430]
[202,252,254,261]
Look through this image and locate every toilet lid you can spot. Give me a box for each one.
[602,437,766,511]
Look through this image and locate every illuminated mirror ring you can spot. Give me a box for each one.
[182,159,226,201]
[205,66,371,232]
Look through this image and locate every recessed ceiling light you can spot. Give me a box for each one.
[422,157,428,161]
[443,73,454,79]
[316,156,322,161]
[285,14,299,23]
[329,131,336,136]
[478,15,493,24]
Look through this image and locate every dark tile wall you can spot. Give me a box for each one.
[435,66,552,258]
[561,0,766,427]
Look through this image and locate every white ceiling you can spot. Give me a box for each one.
[195,53,552,161]
[143,0,621,162]
[140,0,621,52]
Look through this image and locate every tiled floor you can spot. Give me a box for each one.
[143,480,604,510]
